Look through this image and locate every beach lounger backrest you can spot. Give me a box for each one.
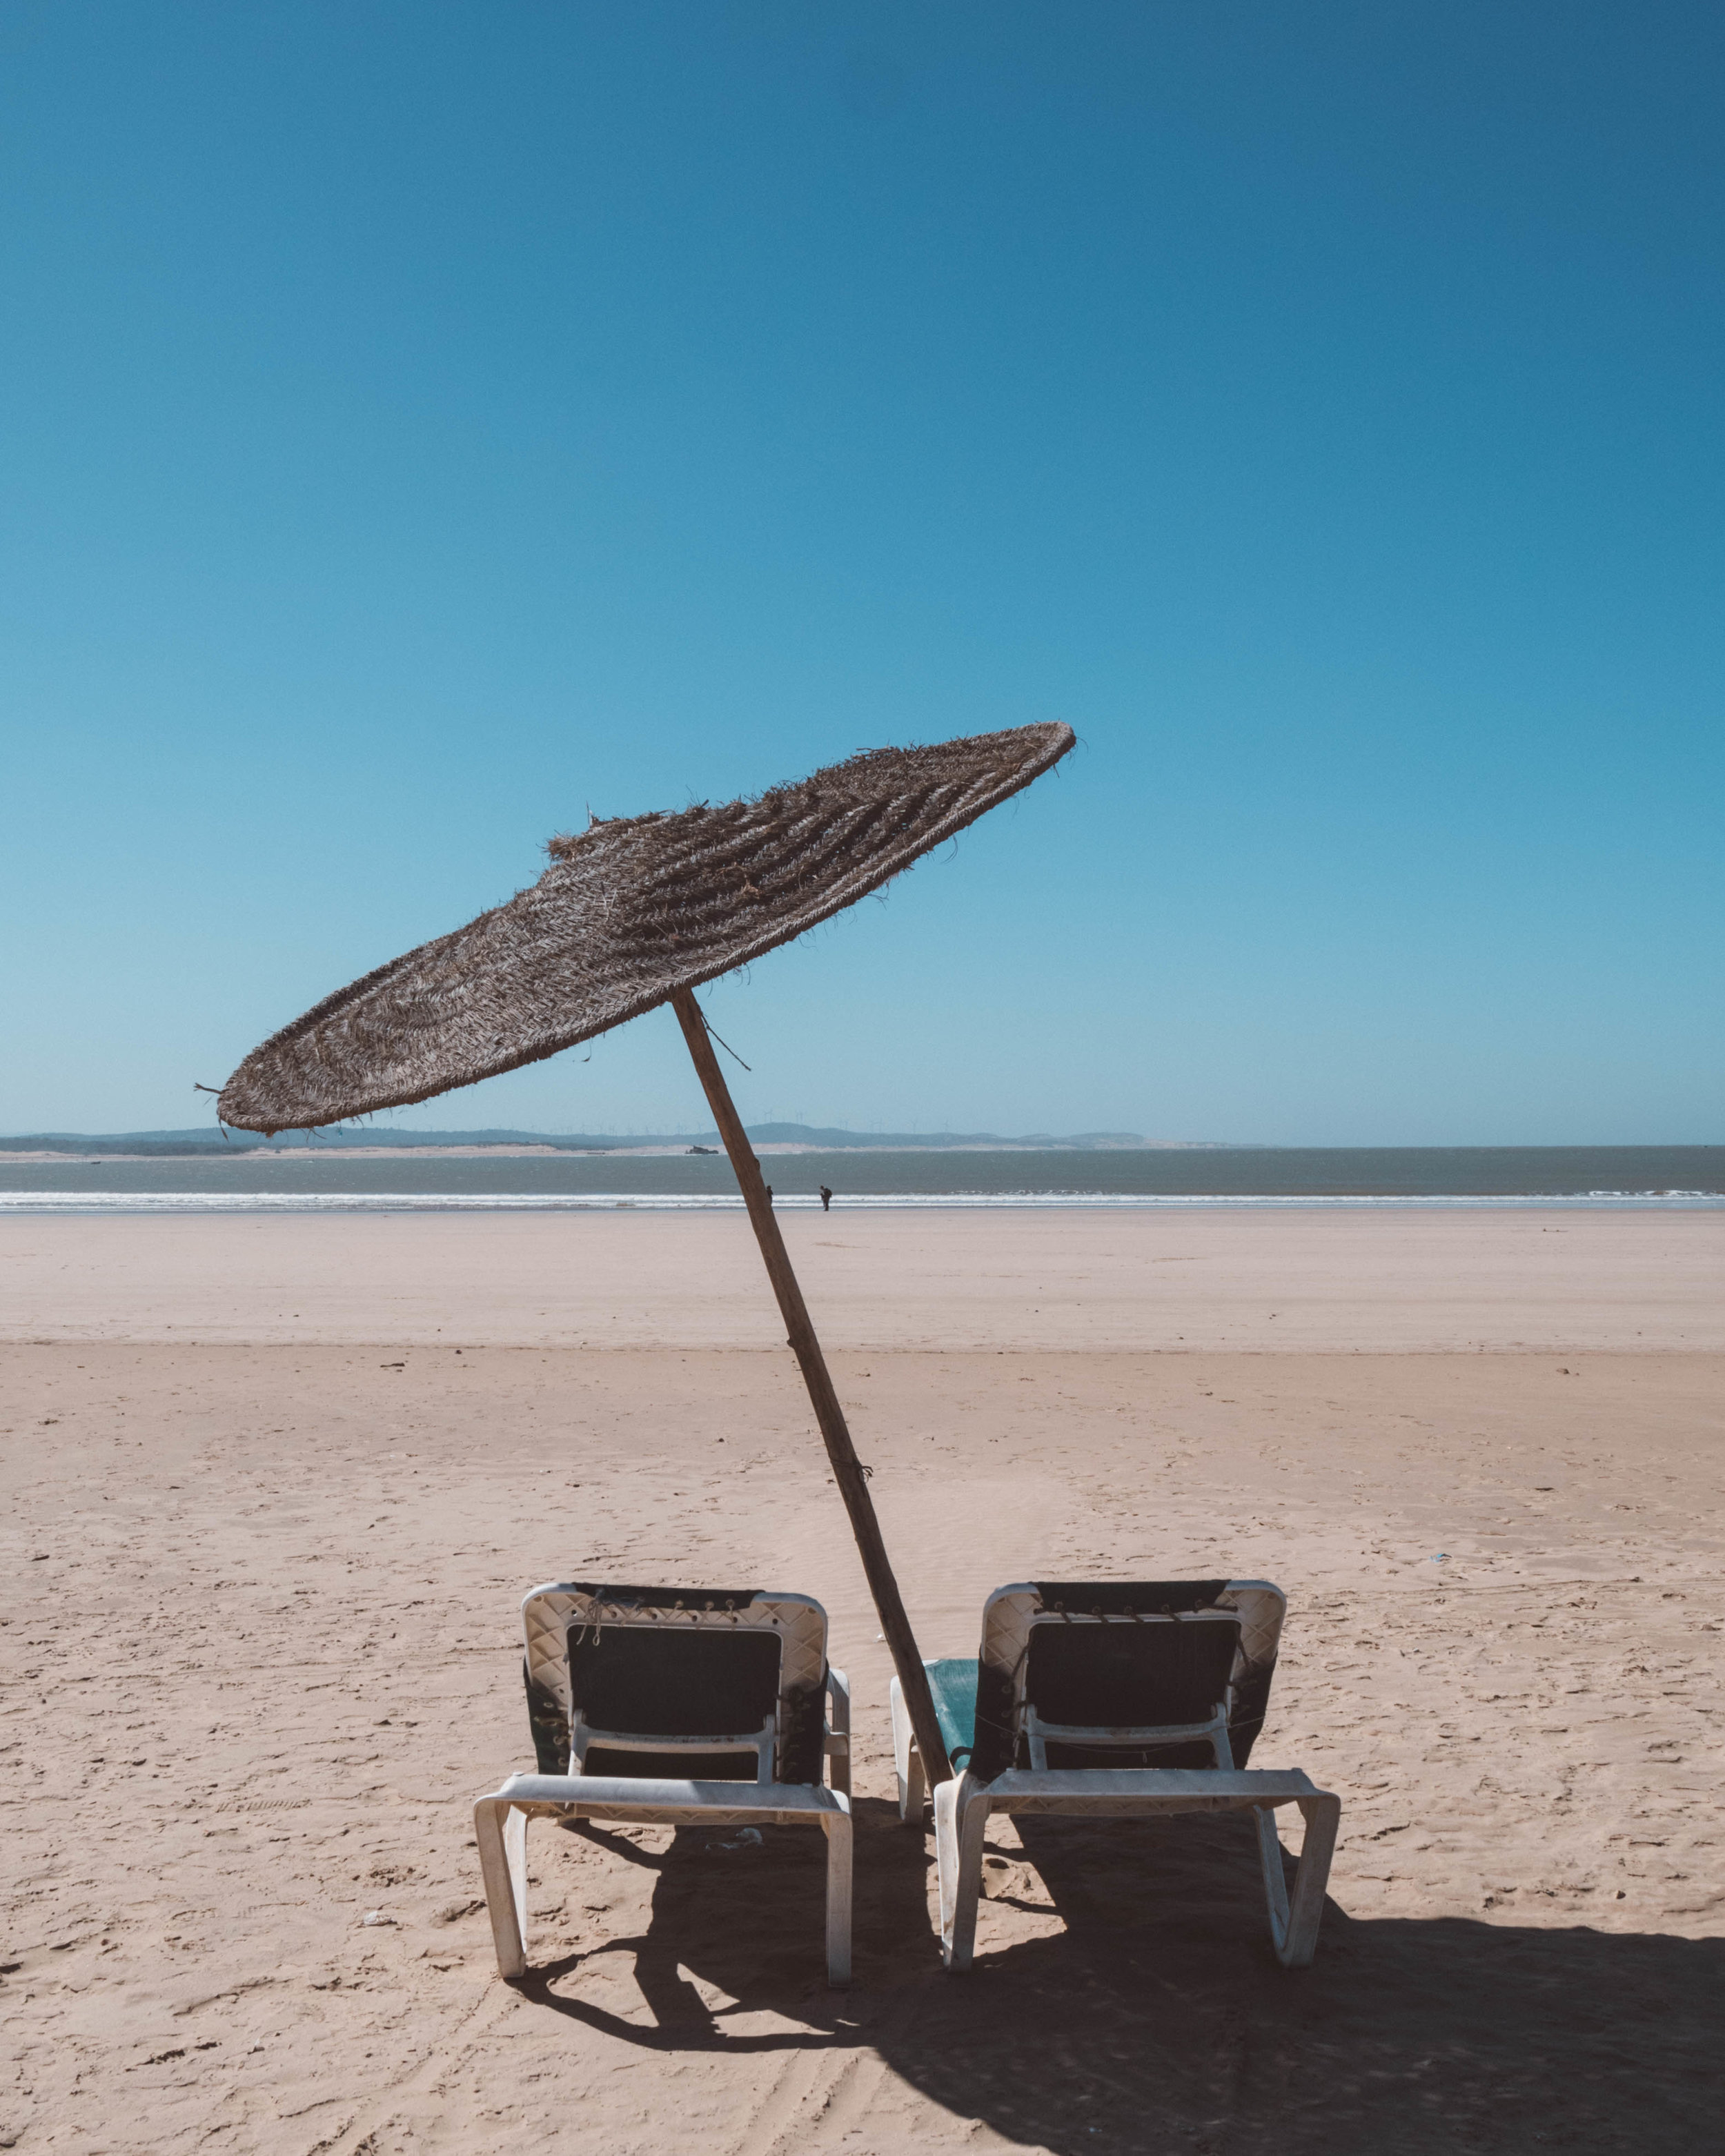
[521,1583,830,1783]
[969,1579,1285,1779]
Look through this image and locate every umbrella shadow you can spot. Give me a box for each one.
[875,1810,1723,2153]
[520,1806,1721,2150]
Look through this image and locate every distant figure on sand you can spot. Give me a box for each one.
[819,1185,833,1211]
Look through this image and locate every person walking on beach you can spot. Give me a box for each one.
[819,1185,833,1212]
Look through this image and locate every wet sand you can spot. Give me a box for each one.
[2,1211,1721,2153]
[3,1206,1720,1350]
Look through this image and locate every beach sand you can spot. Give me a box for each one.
[3,1211,1722,2153]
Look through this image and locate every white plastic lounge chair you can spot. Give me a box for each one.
[889,1579,1340,1971]
[474,1581,853,1986]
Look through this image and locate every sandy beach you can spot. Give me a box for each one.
[3,1210,1722,2153]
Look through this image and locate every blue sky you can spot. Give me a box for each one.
[3,1,1720,1143]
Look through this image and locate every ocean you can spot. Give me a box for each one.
[1,1146,1719,1211]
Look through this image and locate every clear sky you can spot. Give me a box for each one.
[3,2,1720,1143]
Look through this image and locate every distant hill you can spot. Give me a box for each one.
[0,1122,1202,1157]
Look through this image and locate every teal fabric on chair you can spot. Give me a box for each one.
[925,1658,979,1769]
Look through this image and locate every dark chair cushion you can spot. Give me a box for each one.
[570,1624,782,1738]
[1025,1617,1241,1734]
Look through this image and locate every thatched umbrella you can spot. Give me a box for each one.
[218,720,1075,1789]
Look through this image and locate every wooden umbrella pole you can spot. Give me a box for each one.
[671,988,954,1790]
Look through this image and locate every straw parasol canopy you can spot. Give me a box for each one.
[213,718,1074,1796]
[217,722,1074,1135]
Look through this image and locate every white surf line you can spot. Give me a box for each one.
[0,1190,1718,1214]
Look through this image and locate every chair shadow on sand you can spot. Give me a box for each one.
[518,1799,1719,2153]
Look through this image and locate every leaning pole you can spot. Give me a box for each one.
[671,987,953,1787]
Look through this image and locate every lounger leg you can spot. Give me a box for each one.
[473,1797,530,1981]
[891,1677,926,1826]
[935,1772,989,1972]
[822,1799,854,1987]
[933,1776,958,1960]
[903,1743,927,1828]
[1253,1804,1293,1958]
[1277,1792,1341,1968]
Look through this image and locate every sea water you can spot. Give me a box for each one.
[1,1146,1719,1212]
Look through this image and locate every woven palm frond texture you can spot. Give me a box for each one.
[217,722,1075,1134]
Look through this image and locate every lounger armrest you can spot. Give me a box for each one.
[932,1764,1339,1975]
[481,1771,849,1823]
[474,1769,855,1991]
[984,1766,1320,1814]
[823,1665,852,1795]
